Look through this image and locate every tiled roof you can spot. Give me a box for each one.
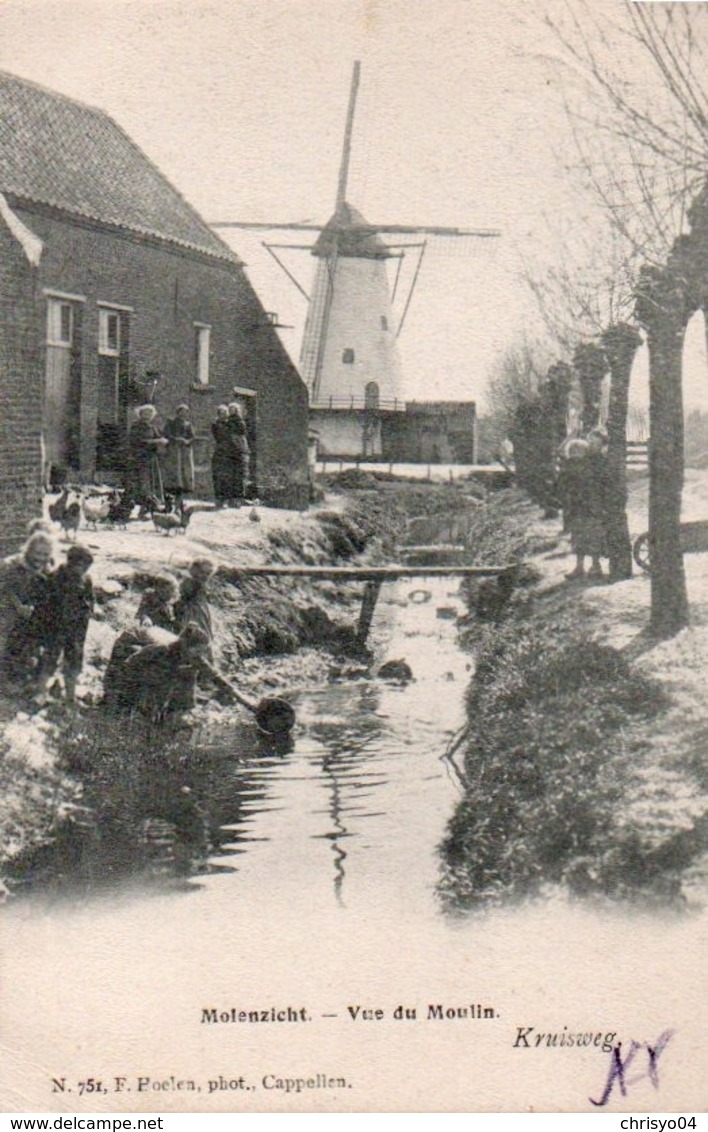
[0,70,238,263]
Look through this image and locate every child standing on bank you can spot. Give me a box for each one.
[36,545,94,704]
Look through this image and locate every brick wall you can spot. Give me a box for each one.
[382,401,477,463]
[13,205,309,498]
[0,223,44,555]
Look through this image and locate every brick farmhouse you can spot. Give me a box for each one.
[0,70,309,553]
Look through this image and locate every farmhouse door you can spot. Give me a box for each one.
[44,298,80,473]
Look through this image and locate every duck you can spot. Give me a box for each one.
[48,486,71,524]
[152,508,193,536]
[82,493,111,529]
[60,494,82,541]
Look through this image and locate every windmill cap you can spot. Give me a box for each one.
[313,201,390,259]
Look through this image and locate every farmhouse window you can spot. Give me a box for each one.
[47,300,73,347]
[380,316,388,330]
[342,348,355,364]
[195,324,211,385]
[98,309,120,356]
[97,309,128,429]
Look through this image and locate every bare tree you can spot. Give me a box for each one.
[546,1,708,264]
[482,338,554,452]
[522,223,639,354]
[602,322,643,581]
[537,2,708,634]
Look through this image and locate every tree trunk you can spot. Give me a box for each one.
[601,323,642,582]
[547,362,573,445]
[637,265,690,638]
[573,343,607,432]
[647,322,689,636]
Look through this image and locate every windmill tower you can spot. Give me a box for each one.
[300,63,403,431]
[301,201,404,411]
[212,62,499,460]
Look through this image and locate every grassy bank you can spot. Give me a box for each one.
[440,487,708,913]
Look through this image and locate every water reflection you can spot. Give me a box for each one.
[9,580,469,916]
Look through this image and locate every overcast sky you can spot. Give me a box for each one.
[1,0,706,408]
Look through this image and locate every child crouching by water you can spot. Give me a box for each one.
[35,544,94,704]
[174,558,216,659]
[137,574,178,632]
[104,623,237,724]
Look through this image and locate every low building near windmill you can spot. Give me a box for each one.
[383,401,478,465]
[0,70,309,552]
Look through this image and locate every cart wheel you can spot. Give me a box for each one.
[633,532,651,573]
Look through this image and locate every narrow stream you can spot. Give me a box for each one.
[8,577,470,922]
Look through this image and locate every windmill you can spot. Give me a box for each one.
[212,62,500,459]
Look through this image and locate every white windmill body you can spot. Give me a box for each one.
[301,203,405,456]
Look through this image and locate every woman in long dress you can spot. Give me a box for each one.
[227,401,250,506]
[558,435,608,580]
[210,404,233,508]
[127,404,168,514]
[163,403,196,501]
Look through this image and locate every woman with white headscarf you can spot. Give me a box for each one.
[127,404,168,514]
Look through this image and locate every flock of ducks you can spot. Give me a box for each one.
[48,485,260,539]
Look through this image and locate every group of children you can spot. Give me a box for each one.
[0,526,94,704]
[0,515,219,710]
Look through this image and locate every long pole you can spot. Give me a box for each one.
[262,242,310,300]
[220,564,515,580]
[310,247,338,403]
[336,61,361,209]
[396,240,428,338]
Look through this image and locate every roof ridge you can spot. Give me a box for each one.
[0,68,107,118]
[0,68,240,265]
[97,105,238,262]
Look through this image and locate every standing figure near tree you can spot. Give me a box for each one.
[558,435,609,581]
[163,403,196,503]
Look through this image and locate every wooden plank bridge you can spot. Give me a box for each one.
[223,562,516,648]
